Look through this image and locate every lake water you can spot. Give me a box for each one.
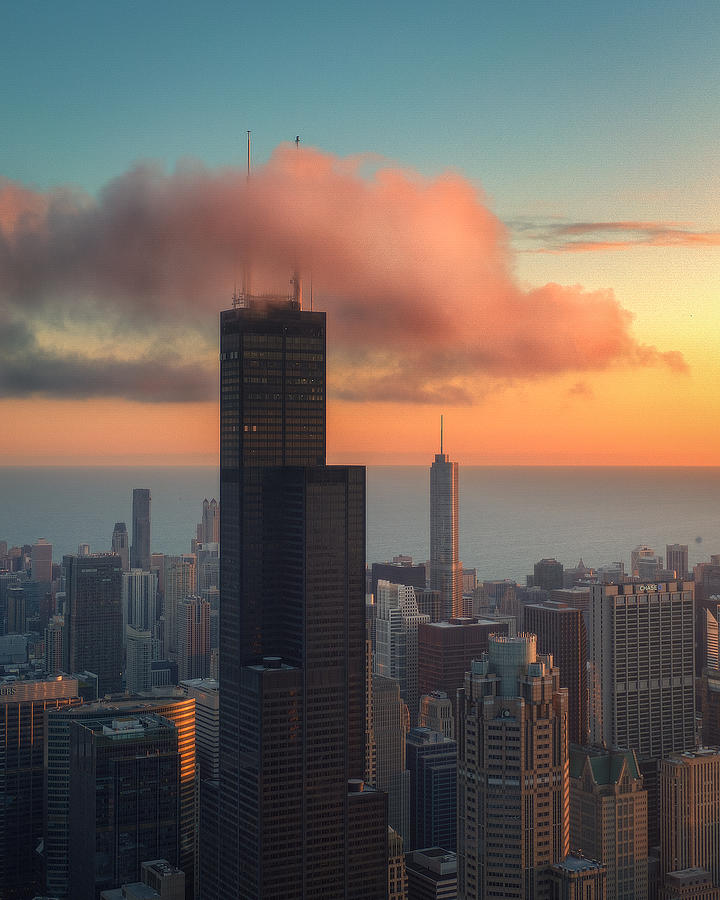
[0,466,718,582]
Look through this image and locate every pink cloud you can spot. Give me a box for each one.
[0,146,687,402]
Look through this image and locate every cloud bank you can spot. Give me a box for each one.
[0,146,686,403]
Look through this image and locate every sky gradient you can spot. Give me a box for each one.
[2,0,719,465]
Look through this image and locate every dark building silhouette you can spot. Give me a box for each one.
[524,600,588,745]
[0,675,83,899]
[218,297,386,898]
[130,488,151,571]
[68,713,180,900]
[533,558,564,592]
[45,695,195,899]
[406,726,457,852]
[63,553,123,694]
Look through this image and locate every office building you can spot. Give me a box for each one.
[196,542,219,596]
[31,537,53,583]
[123,568,158,635]
[126,624,154,693]
[45,694,195,900]
[549,856,606,900]
[666,544,689,580]
[430,434,460,620]
[419,690,455,740]
[389,827,408,900]
[588,581,695,840]
[6,583,26,633]
[163,555,195,659]
[418,618,508,714]
[68,714,180,899]
[569,746,647,900]
[111,522,130,571]
[373,673,410,843]
[524,600,588,744]
[406,726,457,852]
[375,580,430,723]
[631,544,656,577]
[176,596,210,681]
[371,560,427,603]
[405,848,458,900]
[0,674,82,898]
[101,860,186,900]
[201,498,220,544]
[44,614,65,674]
[661,749,720,889]
[457,634,569,899]
[218,297,386,898]
[659,869,720,900]
[64,553,123,694]
[131,488,152,571]
[533,558,564,592]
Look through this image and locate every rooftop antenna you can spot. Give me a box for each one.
[289,135,303,309]
[241,130,252,304]
[440,414,444,454]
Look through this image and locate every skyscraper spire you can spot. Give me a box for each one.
[440,414,444,455]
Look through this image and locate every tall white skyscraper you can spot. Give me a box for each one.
[374,580,430,724]
[430,420,460,620]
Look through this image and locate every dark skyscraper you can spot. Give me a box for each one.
[430,428,460,621]
[63,553,123,694]
[130,488,151,570]
[218,296,386,898]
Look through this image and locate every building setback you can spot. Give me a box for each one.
[218,297,386,898]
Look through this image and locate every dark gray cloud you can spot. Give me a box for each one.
[0,317,215,402]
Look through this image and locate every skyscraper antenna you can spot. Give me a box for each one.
[241,130,252,304]
[440,415,444,454]
[289,134,303,309]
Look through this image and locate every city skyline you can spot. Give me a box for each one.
[2,2,720,466]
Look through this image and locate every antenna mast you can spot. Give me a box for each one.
[440,414,444,454]
[290,135,303,309]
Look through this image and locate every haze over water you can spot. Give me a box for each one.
[1,466,718,583]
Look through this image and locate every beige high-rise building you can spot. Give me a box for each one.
[457,633,569,900]
[162,554,196,658]
[588,580,696,844]
[569,746,647,900]
[31,538,53,583]
[176,595,210,681]
[661,749,720,888]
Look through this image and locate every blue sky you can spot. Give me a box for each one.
[4,0,720,219]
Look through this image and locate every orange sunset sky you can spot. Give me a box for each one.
[2,3,720,467]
